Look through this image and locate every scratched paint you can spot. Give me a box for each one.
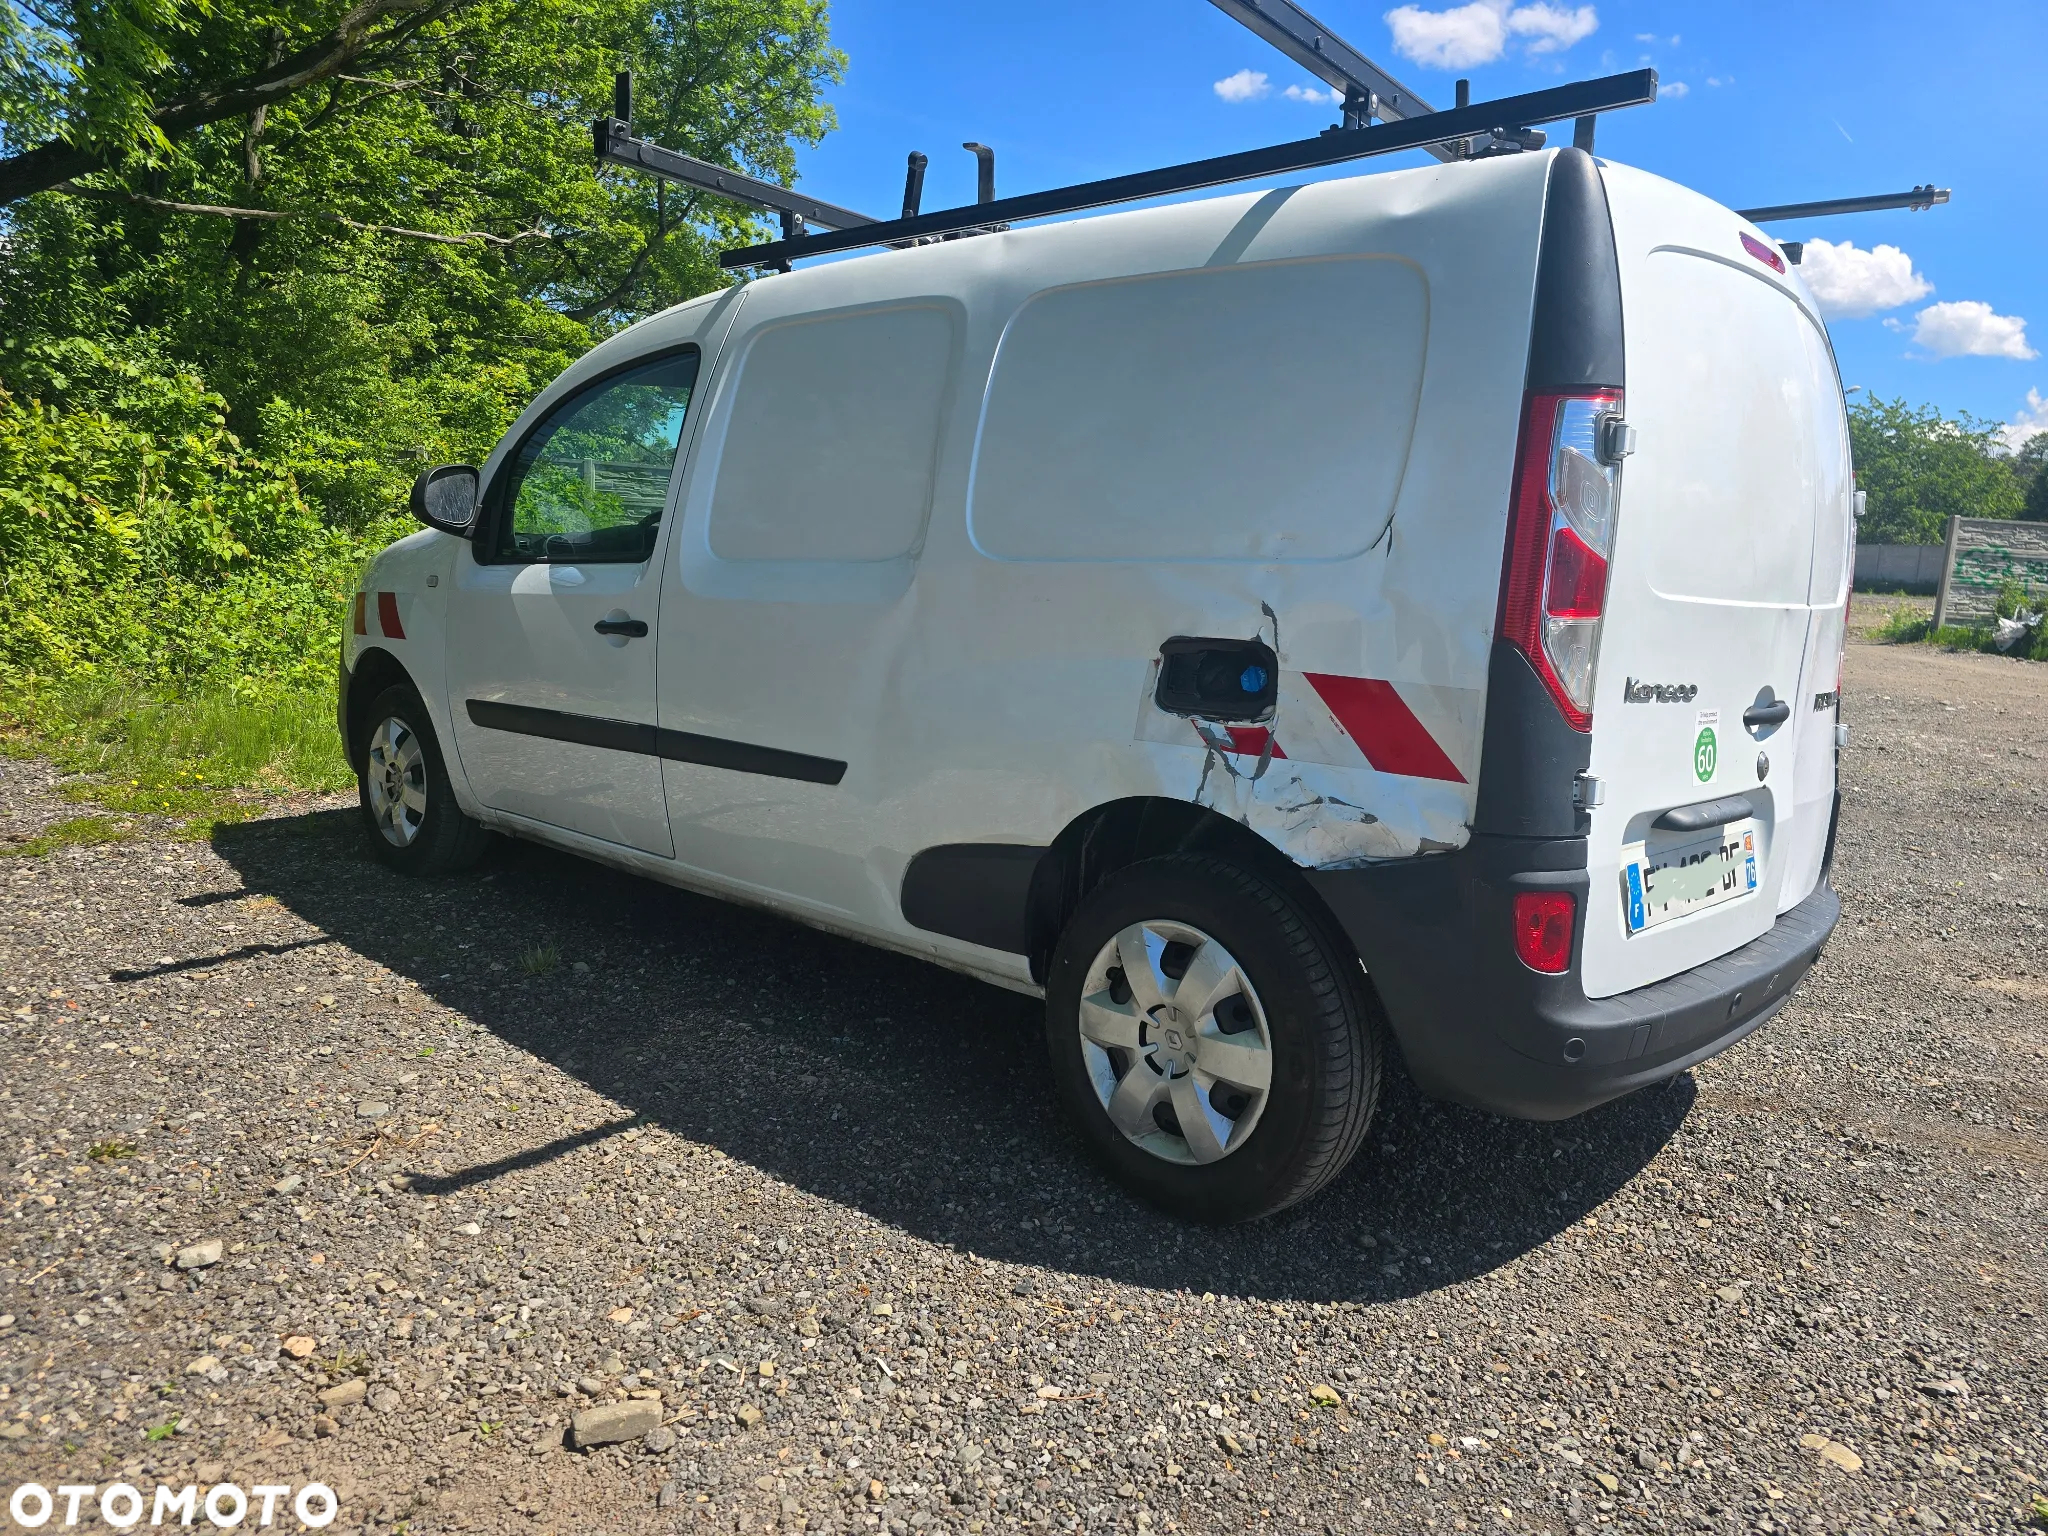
[1136,611,1480,867]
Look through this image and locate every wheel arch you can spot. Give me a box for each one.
[1023,797,1358,985]
[343,646,416,775]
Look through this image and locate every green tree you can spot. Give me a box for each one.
[1,0,842,521]
[1848,396,2024,544]
[2014,431,2048,522]
[0,0,841,707]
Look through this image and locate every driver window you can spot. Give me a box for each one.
[491,347,700,563]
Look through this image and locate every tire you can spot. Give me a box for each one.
[355,684,492,877]
[1044,853,1383,1223]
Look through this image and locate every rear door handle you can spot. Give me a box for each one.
[1743,700,1791,729]
[1654,794,1755,833]
[593,617,649,638]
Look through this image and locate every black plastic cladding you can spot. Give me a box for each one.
[1471,147,1624,842]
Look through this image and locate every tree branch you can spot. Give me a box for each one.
[53,183,550,247]
[0,0,479,206]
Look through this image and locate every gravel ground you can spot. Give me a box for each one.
[1,632,2042,1536]
[0,757,78,848]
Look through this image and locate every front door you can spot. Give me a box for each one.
[444,347,701,856]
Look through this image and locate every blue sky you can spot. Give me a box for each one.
[792,0,2047,448]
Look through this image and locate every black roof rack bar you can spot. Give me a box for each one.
[721,68,1656,271]
[594,115,880,232]
[1737,185,1950,224]
[1203,0,1459,162]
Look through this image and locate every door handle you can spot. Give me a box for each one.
[593,617,648,639]
[1742,700,1791,729]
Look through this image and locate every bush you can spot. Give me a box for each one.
[0,340,405,700]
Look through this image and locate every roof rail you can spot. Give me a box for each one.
[1737,186,1951,224]
[713,70,1658,271]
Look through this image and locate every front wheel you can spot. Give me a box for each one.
[355,684,491,876]
[1044,854,1384,1223]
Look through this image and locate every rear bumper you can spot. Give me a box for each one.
[1306,836,1838,1121]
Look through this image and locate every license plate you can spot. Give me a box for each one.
[1620,818,1759,936]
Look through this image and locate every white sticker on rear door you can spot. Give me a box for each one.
[1693,710,1720,785]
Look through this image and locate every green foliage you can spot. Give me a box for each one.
[1848,396,2025,543]
[0,0,840,805]
[2016,432,2048,522]
[1992,578,2036,622]
[0,813,136,857]
[1875,604,2048,663]
[0,340,396,695]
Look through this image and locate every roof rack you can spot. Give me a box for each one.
[589,0,1947,276]
[1201,0,1461,157]
[708,69,1657,271]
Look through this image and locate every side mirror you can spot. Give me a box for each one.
[411,464,480,536]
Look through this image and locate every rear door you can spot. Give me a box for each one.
[1580,167,1852,999]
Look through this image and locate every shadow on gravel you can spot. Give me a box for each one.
[213,809,1690,1305]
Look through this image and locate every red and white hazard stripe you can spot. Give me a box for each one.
[354,590,407,641]
[1139,669,1480,785]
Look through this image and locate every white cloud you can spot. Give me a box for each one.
[1384,2,1507,67]
[1798,238,1932,320]
[1997,389,2048,453]
[1909,301,2037,361]
[1658,79,1688,99]
[1283,82,1343,104]
[1214,68,1270,102]
[1384,1,1596,68]
[1633,31,1678,44]
[1508,2,1598,53]
[1705,75,1730,86]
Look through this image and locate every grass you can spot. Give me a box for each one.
[0,680,351,849]
[518,943,561,976]
[1873,600,2048,662]
[1,814,136,858]
[86,1139,137,1161]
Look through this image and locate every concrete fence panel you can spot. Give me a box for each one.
[1852,543,1947,593]
[1931,517,2048,628]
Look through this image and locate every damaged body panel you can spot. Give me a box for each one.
[1138,661,1479,865]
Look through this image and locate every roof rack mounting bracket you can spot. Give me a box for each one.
[592,73,879,242]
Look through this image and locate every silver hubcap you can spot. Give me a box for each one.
[1078,920,1275,1166]
[364,716,428,848]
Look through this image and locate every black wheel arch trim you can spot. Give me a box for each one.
[342,645,416,777]
[899,843,1047,955]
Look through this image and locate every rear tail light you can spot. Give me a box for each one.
[1499,391,1625,731]
[1511,890,1577,974]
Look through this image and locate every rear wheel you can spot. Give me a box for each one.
[355,685,491,876]
[1044,854,1383,1222]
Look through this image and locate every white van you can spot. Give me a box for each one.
[341,147,1848,1222]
